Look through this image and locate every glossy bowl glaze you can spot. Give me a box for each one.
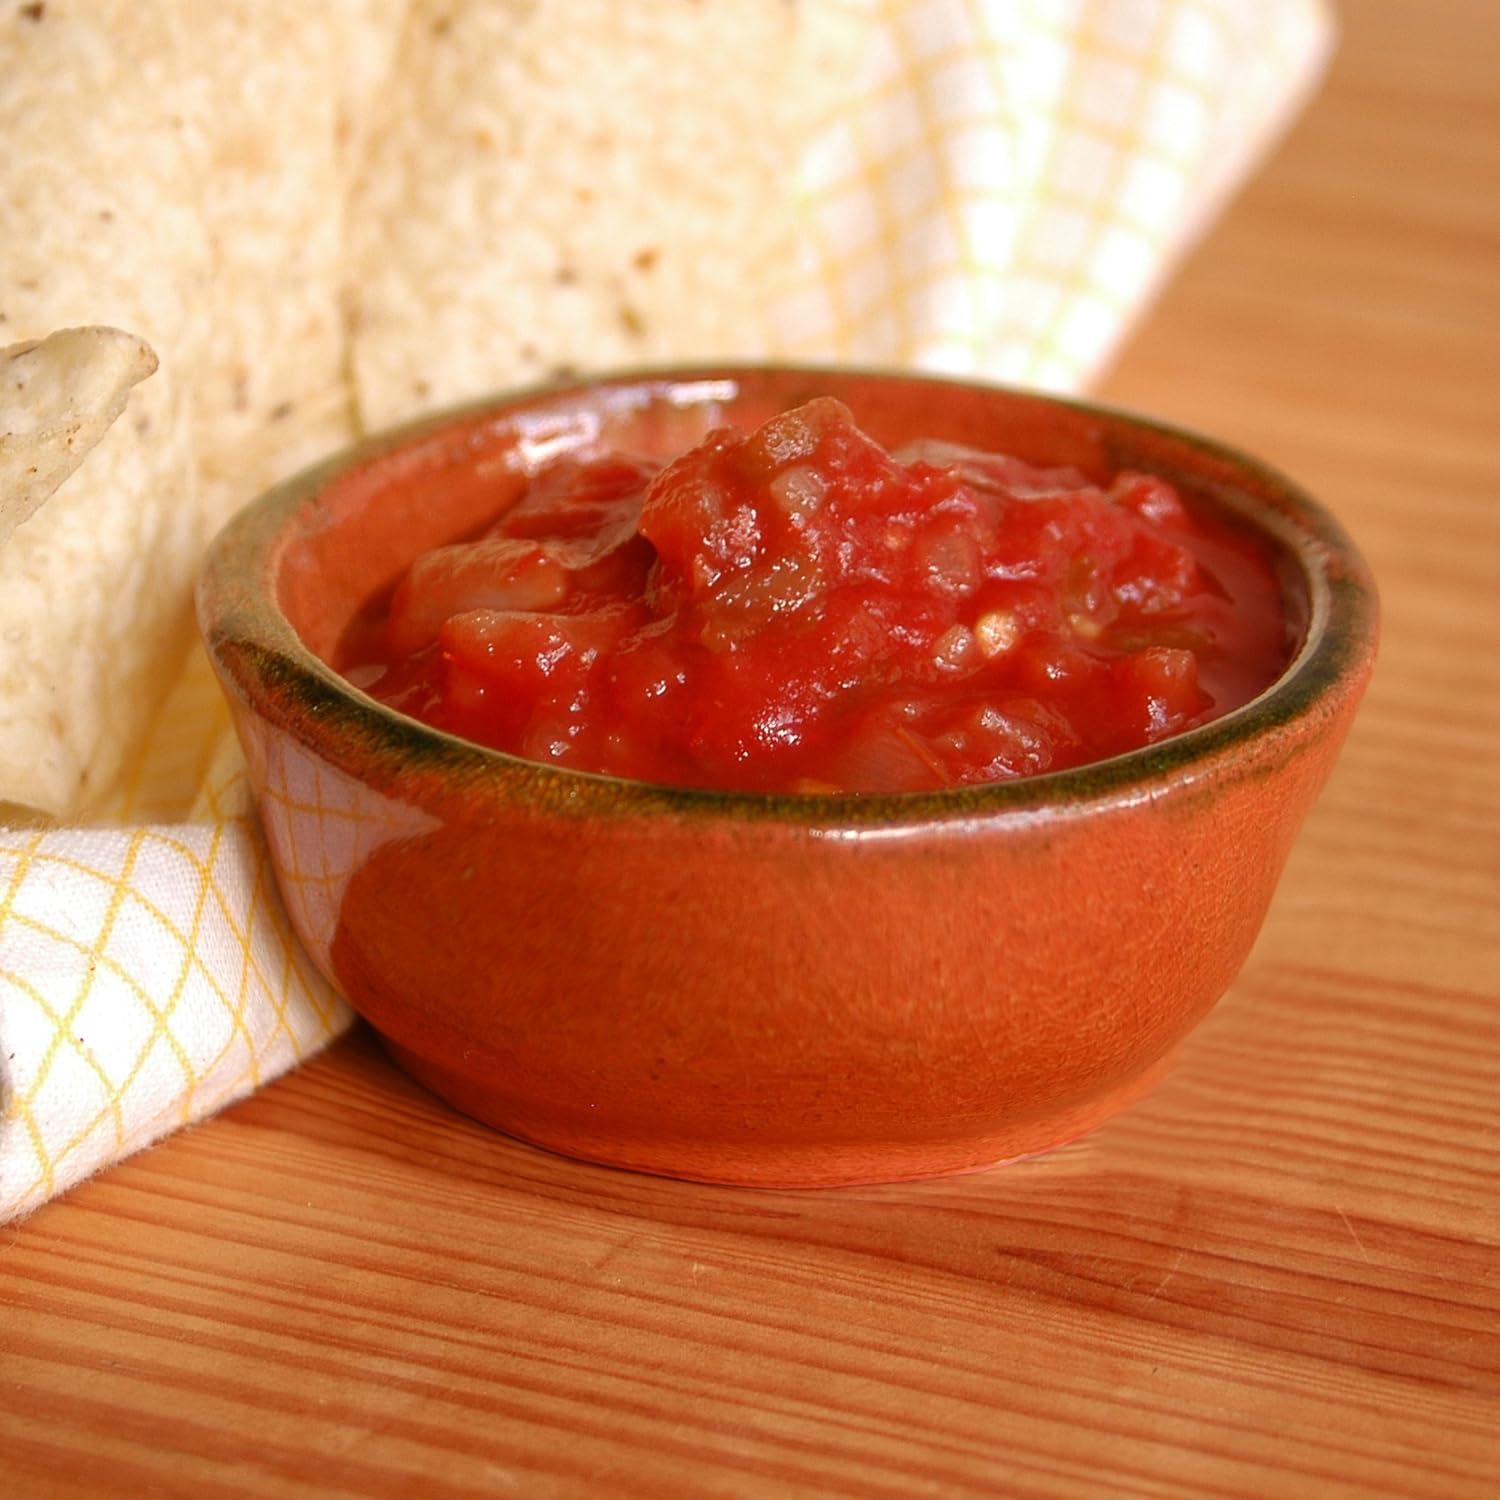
[197,367,1377,1187]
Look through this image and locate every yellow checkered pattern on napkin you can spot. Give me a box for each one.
[0,656,348,1222]
[0,0,1330,1223]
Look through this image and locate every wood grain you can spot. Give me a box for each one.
[3,2,1498,1494]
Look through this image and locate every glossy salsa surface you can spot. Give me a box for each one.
[341,398,1295,794]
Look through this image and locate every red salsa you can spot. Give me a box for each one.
[342,399,1294,794]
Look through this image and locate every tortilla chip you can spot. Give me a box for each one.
[0,327,157,549]
[0,2,404,817]
[346,0,870,429]
[0,348,197,819]
[183,2,408,517]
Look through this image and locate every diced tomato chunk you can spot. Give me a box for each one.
[388,540,570,656]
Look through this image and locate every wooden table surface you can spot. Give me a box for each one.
[4,3,1497,1495]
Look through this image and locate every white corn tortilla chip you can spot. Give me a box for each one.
[347,0,869,429]
[0,327,157,548]
[0,352,198,819]
[0,2,404,817]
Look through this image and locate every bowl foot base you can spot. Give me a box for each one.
[382,1041,1175,1188]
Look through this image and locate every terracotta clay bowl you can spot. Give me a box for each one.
[197,367,1377,1187]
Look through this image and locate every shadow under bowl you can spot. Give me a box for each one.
[197,366,1378,1187]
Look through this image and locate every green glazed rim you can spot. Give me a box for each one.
[198,364,1380,829]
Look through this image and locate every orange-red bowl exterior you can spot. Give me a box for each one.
[197,368,1378,1186]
